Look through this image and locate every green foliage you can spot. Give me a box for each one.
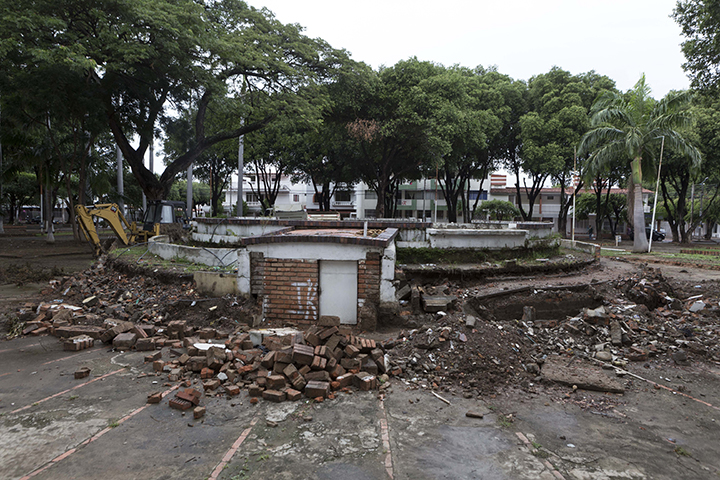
[475,199,520,221]
[580,75,700,251]
[674,1,720,92]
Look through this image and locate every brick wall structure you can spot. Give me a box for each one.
[357,252,381,316]
[250,252,264,296]
[262,258,319,324]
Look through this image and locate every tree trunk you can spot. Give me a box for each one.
[630,157,648,252]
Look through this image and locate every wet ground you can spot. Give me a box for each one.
[1,230,720,479]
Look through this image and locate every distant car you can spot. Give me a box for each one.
[628,227,665,241]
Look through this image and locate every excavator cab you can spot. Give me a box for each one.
[142,200,188,232]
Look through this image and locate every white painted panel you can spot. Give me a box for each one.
[319,260,358,325]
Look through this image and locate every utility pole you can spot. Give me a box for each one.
[572,147,576,242]
[690,183,695,241]
[116,145,124,216]
[648,137,665,252]
[187,163,193,220]
[236,130,244,217]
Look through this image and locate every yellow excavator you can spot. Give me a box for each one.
[75,201,188,255]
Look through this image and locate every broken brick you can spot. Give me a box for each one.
[262,389,286,402]
[304,380,330,399]
[147,392,163,404]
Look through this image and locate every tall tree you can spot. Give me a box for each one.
[579,75,701,252]
[339,58,440,218]
[518,68,615,227]
[1,0,345,201]
[674,0,720,93]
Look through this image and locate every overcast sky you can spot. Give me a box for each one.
[247,0,690,98]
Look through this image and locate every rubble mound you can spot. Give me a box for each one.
[386,315,533,395]
[616,266,676,310]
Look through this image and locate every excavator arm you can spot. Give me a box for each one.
[75,204,138,255]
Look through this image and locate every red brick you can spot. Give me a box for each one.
[266,375,286,390]
[304,381,330,399]
[169,397,193,411]
[147,392,162,404]
[262,389,286,402]
[285,388,302,401]
[177,388,201,405]
[248,384,264,397]
[226,385,241,396]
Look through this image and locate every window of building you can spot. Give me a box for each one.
[437,210,445,219]
[246,193,260,203]
[546,195,554,200]
[468,190,488,201]
[405,191,424,200]
[335,190,352,202]
[293,194,299,203]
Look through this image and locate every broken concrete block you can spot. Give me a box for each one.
[193,406,206,419]
[610,321,622,346]
[396,284,411,301]
[74,367,91,379]
[422,295,456,313]
[82,296,99,307]
[465,315,476,327]
[541,356,624,393]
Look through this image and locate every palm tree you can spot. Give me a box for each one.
[579,75,700,252]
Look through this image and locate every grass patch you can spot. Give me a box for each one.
[674,446,691,457]
[108,420,120,428]
[396,245,561,265]
[110,245,236,273]
[496,413,514,428]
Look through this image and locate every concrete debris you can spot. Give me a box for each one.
[541,355,624,393]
